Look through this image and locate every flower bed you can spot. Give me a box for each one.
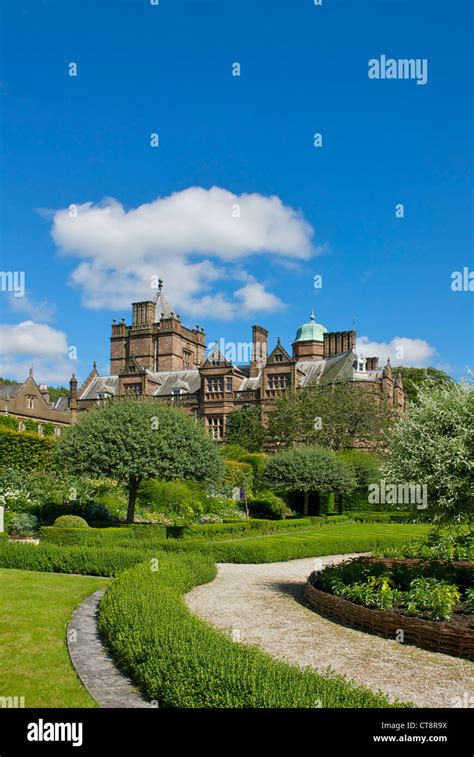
[304,577,474,659]
[305,556,474,659]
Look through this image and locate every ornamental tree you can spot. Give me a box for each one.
[266,382,396,451]
[55,399,224,523]
[383,382,474,529]
[264,446,356,516]
[226,406,266,452]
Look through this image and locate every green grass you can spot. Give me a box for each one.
[158,523,430,563]
[0,568,108,707]
[99,553,410,708]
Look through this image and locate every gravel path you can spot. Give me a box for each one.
[185,554,474,708]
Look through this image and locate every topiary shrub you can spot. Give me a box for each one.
[53,515,89,528]
[248,490,292,520]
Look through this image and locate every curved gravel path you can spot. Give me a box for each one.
[67,589,153,708]
[185,554,474,708]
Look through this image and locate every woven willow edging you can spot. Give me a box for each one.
[304,576,474,660]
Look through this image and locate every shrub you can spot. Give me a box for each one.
[40,523,166,547]
[8,513,39,536]
[248,490,292,520]
[0,428,54,470]
[0,541,150,576]
[404,577,461,621]
[98,556,406,708]
[465,587,474,612]
[53,515,89,528]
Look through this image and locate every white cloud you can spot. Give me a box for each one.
[49,186,315,317]
[7,292,56,323]
[356,336,437,368]
[0,321,74,384]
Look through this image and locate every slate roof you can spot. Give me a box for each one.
[0,383,22,398]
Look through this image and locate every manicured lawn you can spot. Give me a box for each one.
[0,569,108,707]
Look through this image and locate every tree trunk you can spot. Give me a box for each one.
[126,475,139,524]
[337,492,344,515]
[315,492,321,516]
[303,491,309,517]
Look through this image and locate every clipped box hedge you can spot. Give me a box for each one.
[173,515,349,541]
[0,427,54,470]
[40,524,167,548]
[98,554,407,708]
[0,541,153,576]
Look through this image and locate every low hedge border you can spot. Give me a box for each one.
[304,575,474,660]
[0,542,152,576]
[40,525,166,547]
[175,515,349,540]
[98,554,408,708]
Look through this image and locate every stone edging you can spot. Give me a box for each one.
[67,588,153,708]
[304,577,474,659]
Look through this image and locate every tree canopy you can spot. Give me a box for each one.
[264,446,356,515]
[389,367,455,404]
[55,399,224,523]
[226,406,266,452]
[266,382,396,451]
[383,382,474,529]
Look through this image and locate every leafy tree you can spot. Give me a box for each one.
[264,446,356,516]
[383,382,474,529]
[226,406,266,452]
[266,382,396,451]
[47,385,69,402]
[390,367,454,404]
[55,399,224,523]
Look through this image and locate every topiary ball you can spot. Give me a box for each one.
[53,515,89,528]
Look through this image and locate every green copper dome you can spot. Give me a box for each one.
[294,309,327,343]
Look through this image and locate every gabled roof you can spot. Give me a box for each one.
[266,338,293,364]
[120,356,146,375]
[200,346,233,369]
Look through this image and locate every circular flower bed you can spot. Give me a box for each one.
[305,556,474,659]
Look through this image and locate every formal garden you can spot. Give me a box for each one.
[0,376,472,708]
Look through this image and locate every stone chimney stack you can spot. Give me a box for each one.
[69,374,78,421]
[249,325,268,377]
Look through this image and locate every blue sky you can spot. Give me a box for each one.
[0,0,472,385]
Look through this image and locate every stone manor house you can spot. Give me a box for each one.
[67,281,405,439]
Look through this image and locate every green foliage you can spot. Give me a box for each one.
[248,490,292,520]
[0,541,149,576]
[98,555,405,708]
[464,587,474,612]
[0,428,54,470]
[8,513,39,536]
[224,459,254,492]
[267,382,396,451]
[336,575,403,610]
[47,385,69,403]
[238,453,268,492]
[265,446,356,515]
[404,577,461,621]
[383,382,474,528]
[0,415,20,431]
[160,523,429,563]
[226,406,266,452]
[55,399,224,523]
[390,367,455,405]
[137,479,204,519]
[53,515,89,528]
[40,524,166,547]
[315,557,468,621]
[378,532,474,562]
